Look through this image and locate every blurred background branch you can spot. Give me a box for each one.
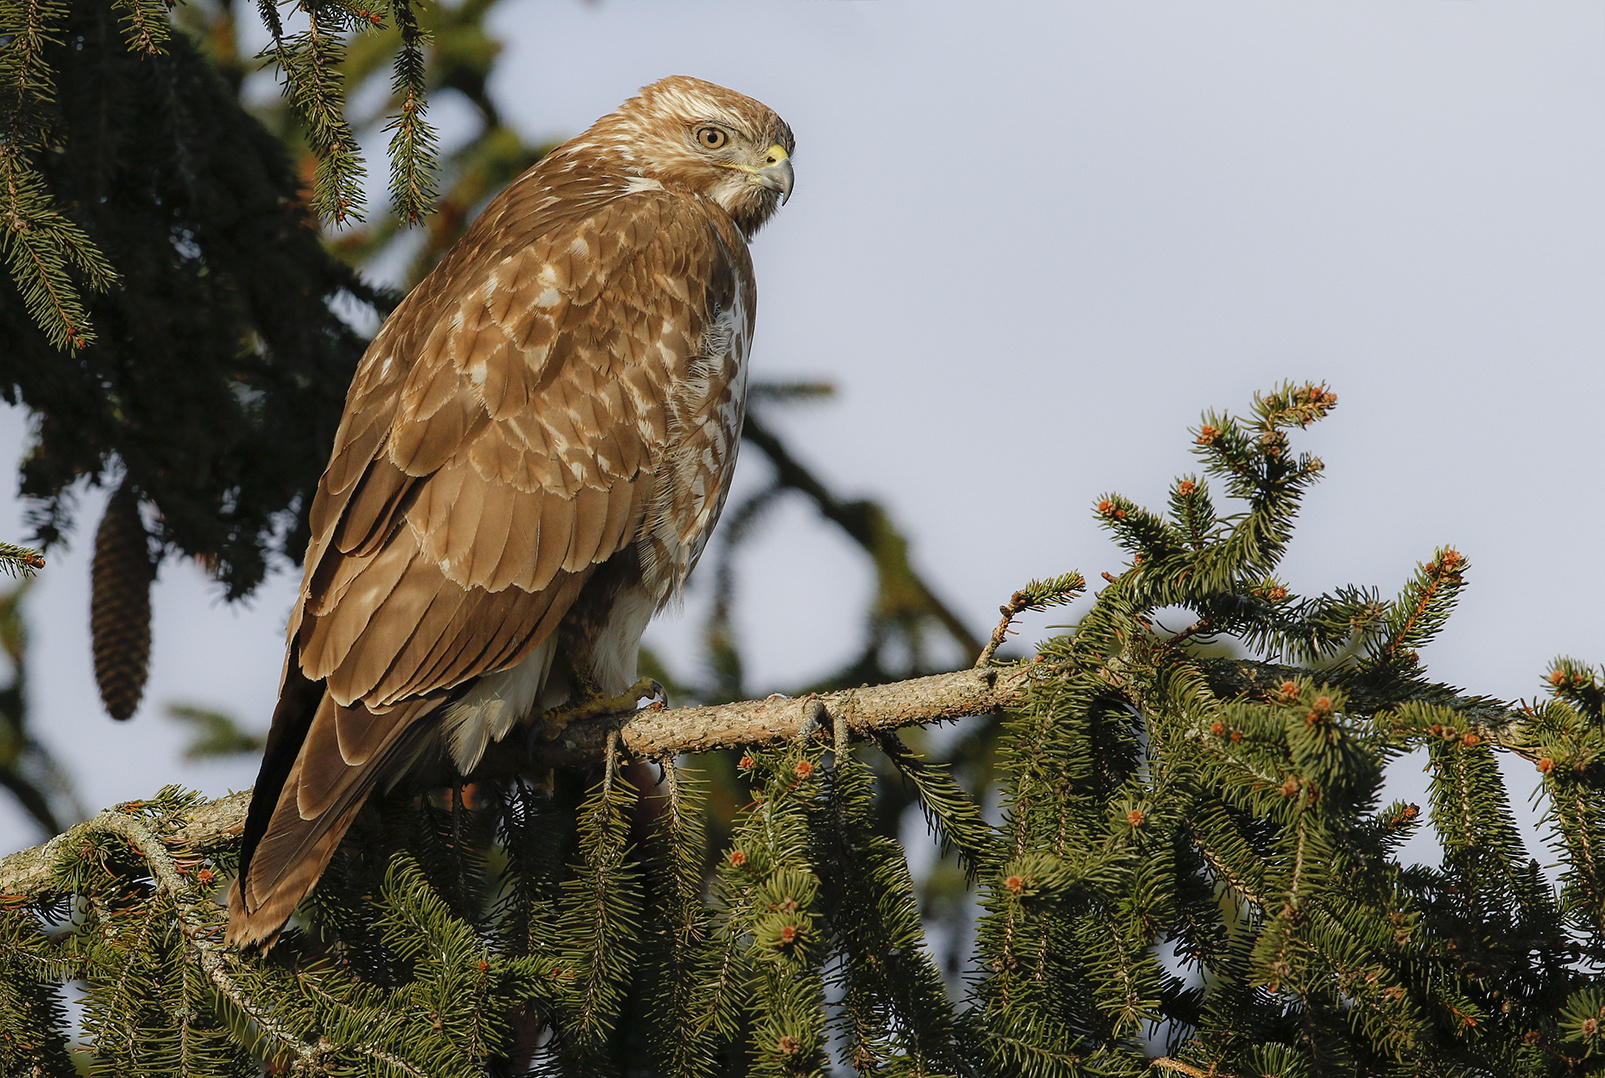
[0,582,82,837]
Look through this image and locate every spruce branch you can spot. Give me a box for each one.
[109,0,171,55]
[0,541,44,578]
[484,666,1041,774]
[0,153,119,349]
[875,731,991,874]
[0,0,68,109]
[551,763,641,1063]
[1371,547,1467,665]
[1546,658,1605,721]
[268,0,369,224]
[46,804,324,1070]
[0,0,122,349]
[5,796,542,1074]
[1150,1056,1241,1078]
[641,761,722,1078]
[976,573,1086,668]
[381,0,439,224]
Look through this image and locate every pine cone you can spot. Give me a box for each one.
[91,487,156,721]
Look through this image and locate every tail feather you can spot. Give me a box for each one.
[225,682,440,950]
[225,796,369,950]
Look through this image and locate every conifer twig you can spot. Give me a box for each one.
[1,660,1534,901]
[6,805,455,1073]
[1150,1057,1237,1078]
[976,574,1086,667]
[516,667,1033,770]
[0,541,45,577]
[976,591,1032,668]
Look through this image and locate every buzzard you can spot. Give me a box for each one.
[227,76,795,948]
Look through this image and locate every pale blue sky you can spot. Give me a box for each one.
[3,1,1602,855]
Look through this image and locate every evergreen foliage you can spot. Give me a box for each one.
[0,545,43,580]
[0,0,385,596]
[252,0,441,226]
[3,384,1601,1076]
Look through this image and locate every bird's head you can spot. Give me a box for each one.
[584,75,795,236]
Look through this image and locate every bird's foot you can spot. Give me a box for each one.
[535,677,666,742]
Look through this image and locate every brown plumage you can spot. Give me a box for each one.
[227,76,794,948]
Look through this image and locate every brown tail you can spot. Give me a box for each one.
[226,667,438,950]
[225,790,371,950]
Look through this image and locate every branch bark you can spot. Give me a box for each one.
[0,666,1031,898]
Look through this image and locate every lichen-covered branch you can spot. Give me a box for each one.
[0,668,1032,898]
[533,666,1028,766]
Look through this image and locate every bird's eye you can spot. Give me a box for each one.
[696,126,729,150]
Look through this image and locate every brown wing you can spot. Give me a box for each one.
[227,172,746,947]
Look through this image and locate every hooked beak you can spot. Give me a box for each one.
[756,144,794,205]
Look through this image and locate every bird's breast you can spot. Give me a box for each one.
[636,285,752,601]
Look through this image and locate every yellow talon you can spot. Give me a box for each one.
[537,677,666,741]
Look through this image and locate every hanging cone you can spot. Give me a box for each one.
[91,486,156,721]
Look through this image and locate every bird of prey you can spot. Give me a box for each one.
[226,76,794,948]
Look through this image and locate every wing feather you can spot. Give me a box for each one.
[437,460,488,577]
[334,561,455,703]
[291,694,430,824]
[391,382,474,476]
[565,485,611,573]
[529,491,575,590]
[462,471,517,585]
[493,485,545,591]
[374,583,472,698]
[333,457,413,557]
[599,479,639,557]
[300,539,418,680]
[397,574,586,700]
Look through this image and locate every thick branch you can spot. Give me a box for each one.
[0,667,1030,897]
[530,666,1025,766]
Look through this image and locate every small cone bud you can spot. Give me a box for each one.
[91,487,156,721]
